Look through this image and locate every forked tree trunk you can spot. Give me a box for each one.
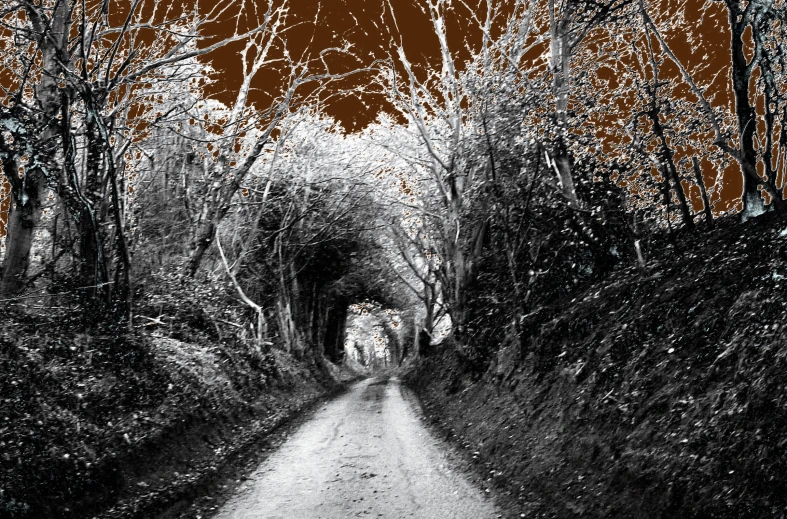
[187,111,285,277]
[0,1,69,297]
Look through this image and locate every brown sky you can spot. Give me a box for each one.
[195,0,488,131]
[0,0,766,236]
[194,0,751,214]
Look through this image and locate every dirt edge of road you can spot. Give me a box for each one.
[398,375,516,518]
[149,377,362,519]
[98,374,366,519]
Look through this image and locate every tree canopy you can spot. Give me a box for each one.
[1,0,785,367]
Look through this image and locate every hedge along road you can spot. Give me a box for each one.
[214,376,500,519]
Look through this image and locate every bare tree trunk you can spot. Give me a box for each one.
[187,111,285,277]
[692,157,714,228]
[423,283,435,333]
[310,284,322,354]
[441,189,472,345]
[668,162,694,231]
[727,2,765,217]
[188,219,216,277]
[107,147,133,324]
[274,236,301,355]
[217,234,267,351]
[755,33,785,209]
[548,6,580,209]
[0,171,48,297]
[0,1,69,296]
[648,108,694,230]
[78,109,110,300]
[231,178,272,277]
[638,0,777,216]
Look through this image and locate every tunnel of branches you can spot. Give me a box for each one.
[3,0,787,375]
[195,175,416,368]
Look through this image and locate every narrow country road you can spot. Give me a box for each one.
[214,376,499,519]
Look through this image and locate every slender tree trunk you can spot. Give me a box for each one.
[276,297,294,354]
[310,284,322,354]
[188,219,216,277]
[423,281,435,334]
[108,148,133,324]
[727,5,764,216]
[187,113,285,277]
[662,171,675,237]
[274,236,302,355]
[549,10,580,209]
[78,206,108,299]
[79,111,110,299]
[444,194,469,344]
[648,106,694,230]
[666,159,694,230]
[755,50,785,211]
[692,157,714,228]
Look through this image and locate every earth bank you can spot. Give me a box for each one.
[1,314,361,519]
[404,212,787,518]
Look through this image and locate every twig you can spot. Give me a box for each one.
[0,282,115,303]
[215,318,244,328]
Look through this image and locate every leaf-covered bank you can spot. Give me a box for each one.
[405,212,787,518]
[1,312,360,519]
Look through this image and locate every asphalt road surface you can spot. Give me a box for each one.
[214,376,499,519]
